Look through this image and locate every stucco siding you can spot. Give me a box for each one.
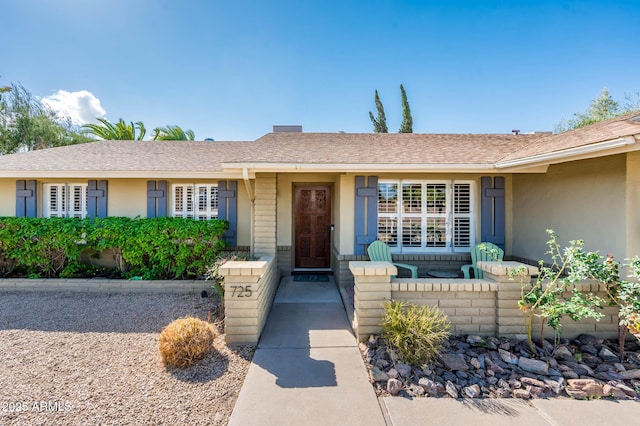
[235,180,251,247]
[626,152,640,258]
[108,179,147,217]
[512,155,626,262]
[0,179,15,216]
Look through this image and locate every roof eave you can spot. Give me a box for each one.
[221,162,500,174]
[495,136,638,169]
[0,170,241,179]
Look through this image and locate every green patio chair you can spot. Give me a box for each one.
[461,242,504,279]
[367,240,418,278]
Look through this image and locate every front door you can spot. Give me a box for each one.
[294,185,331,268]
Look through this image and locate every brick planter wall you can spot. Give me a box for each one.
[219,255,280,345]
[350,260,620,342]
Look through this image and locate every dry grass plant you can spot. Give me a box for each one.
[381,300,451,366]
[158,316,217,368]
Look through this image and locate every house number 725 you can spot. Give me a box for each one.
[230,285,253,298]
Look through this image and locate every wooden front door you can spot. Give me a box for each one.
[295,185,331,268]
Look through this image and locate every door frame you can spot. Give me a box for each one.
[292,183,333,269]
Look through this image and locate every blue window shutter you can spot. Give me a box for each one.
[97,180,108,218]
[147,181,157,218]
[87,180,107,218]
[147,180,167,218]
[366,176,378,243]
[87,180,98,218]
[481,176,505,249]
[354,176,379,255]
[218,181,238,245]
[157,180,167,217]
[16,180,37,218]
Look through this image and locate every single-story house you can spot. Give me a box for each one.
[1,114,639,287]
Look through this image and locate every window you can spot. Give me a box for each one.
[43,183,88,218]
[172,184,218,219]
[377,180,475,252]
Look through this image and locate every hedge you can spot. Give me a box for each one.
[0,217,228,279]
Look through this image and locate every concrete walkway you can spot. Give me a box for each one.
[230,276,640,426]
[228,276,385,426]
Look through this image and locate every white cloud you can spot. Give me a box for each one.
[42,90,106,125]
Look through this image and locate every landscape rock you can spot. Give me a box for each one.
[395,362,412,378]
[521,377,546,389]
[518,357,549,375]
[370,366,389,382]
[376,358,390,369]
[387,378,403,395]
[565,379,604,399]
[615,383,638,398]
[439,353,469,371]
[466,335,484,346]
[565,388,588,399]
[418,377,439,397]
[576,334,602,345]
[445,380,459,398]
[499,349,519,365]
[618,369,640,380]
[599,347,620,363]
[554,345,574,360]
[580,344,598,356]
[543,378,564,394]
[603,384,627,399]
[360,333,640,400]
[408,383,425,397]
[463,384,481,398]
[513,388,531,399]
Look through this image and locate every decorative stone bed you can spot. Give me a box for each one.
[361,333,640,400]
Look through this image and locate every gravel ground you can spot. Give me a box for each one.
[0,292,253,426]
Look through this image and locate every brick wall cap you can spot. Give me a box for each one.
[477,261,539,276]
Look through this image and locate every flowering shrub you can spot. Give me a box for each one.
[515,230,605,354]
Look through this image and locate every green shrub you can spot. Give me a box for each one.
[158,316,217,368]
[0,217,87,278]
[381,300,450,366]
[0,216,228,279]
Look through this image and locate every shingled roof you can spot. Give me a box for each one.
[245,133,537,165]
[0,112,639,177]
[0,140,256,177]
[498,111,640,165]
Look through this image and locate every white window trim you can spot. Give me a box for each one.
[378,179,476,253]
[171,183,218,220]
[43,183,88,219]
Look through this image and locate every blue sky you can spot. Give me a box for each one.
[2,0,639,140]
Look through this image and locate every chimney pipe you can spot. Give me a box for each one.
[273,125,302,133]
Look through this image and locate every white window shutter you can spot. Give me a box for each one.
[44,184,66,217]
[173,184,218,219]
[195,184,219,220]
[377,179,475,253]
[452,182,474,251]
[68,184,88,218]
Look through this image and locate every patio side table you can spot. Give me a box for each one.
[426,270,460,279]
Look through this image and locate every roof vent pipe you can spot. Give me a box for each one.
[273,125,302,133]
